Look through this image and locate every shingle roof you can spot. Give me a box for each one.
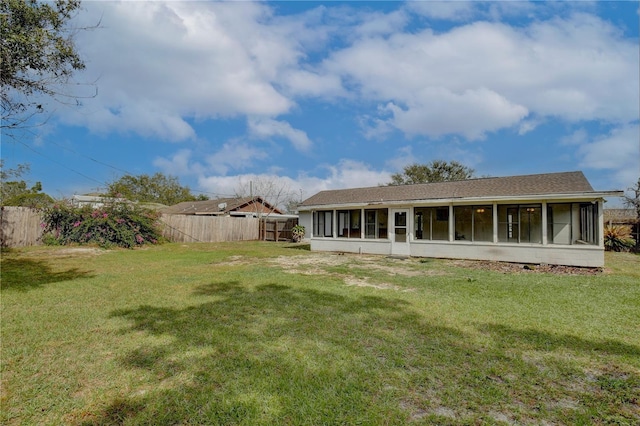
[161,197,280,215]
[300,171,599,207]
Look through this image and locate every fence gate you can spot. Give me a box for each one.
[260,218,298,241]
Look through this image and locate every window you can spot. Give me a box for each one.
[498,205,542,243]
[454,206,492,242]
[337,209,361,238]
[547,203,598,245]
[313,210,333,237]
[414,207,449,240]
[364,209,388,239]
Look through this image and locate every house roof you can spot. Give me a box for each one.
[300,171,622,209]
[161,196,283,215]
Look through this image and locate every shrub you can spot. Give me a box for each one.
[40,200,164,248]
[604,225,635,252]
[291,225,305,242]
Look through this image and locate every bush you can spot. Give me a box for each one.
[604,225,635,252]
[40,200,164,248]
[291,225,305,242]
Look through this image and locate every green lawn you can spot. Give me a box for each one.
[1,242,639,425]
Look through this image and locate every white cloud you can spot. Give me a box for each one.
[324,14,638,140]
[560,129,589,146]
[247,117,312,151]
[197,159,392,203]
[353,9,409,37]
[383,87,528,140]
[407,1,478,21]
[66,1,305,140]
[153,149,201,176]
[518,118,543,135]
[578,124,640,189]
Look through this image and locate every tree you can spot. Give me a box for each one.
[234,177,295,218]
[0,160,53,207]
[623,177,640,251]
[106,173,207,206]
[623,177,640,221]
[388,160,476,185]
[1,0,93,132]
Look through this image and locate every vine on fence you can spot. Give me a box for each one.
[40,201,164,248]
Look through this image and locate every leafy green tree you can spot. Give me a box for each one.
[0,160,53,207]
[106,173,207,206]
[1,0,90,131]
[388,160,476,185]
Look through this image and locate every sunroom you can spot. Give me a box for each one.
[298,172,623,267]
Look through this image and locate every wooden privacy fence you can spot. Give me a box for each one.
[260,217,298,241]
[0,208,284,247]
[1,206,44,247]
[160,214,259,243]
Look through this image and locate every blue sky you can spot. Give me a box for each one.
[2,0,639,206]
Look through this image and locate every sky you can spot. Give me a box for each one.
[2,0,639,207]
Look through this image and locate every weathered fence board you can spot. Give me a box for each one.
[0,206,44,247]
[260,218,298,241]
[160,214,259,243]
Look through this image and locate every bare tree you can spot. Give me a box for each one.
[234,176,295,219]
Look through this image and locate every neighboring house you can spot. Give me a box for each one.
[298,171,623,267]
[162,196,285,217]
[71,194,125,209]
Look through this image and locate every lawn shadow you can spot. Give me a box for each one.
[81,280,639,425]
[284,243,310,251]
[0,257,94,291]
[476,323,640,358]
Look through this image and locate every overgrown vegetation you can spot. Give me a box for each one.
[1,243,638,425]
[40,200,164,248]
[604,225,636,252]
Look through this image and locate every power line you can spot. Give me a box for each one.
[7,137,239,199]
[11,138,105,186]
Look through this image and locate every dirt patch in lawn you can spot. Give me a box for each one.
[272,252,601,276]
[448,259,603,275]
[272,253,443,277]
[9,247,110,258]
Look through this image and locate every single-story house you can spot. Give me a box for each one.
[297,171,623,267]
[162,196,285,217]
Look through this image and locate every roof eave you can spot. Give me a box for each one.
[298,191,624,211]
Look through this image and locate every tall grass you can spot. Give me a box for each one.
[2,243,638,425]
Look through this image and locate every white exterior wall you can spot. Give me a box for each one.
[298,211,312,240]
[408,241,603,268]
[309,238,603,267]
[311,238,391,255]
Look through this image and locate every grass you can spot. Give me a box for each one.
[1,242,639,425]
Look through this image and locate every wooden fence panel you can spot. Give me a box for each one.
[159,215,259,243]
[0,206,44,247]
[260,218,298,241]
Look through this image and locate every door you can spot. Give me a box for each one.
[391,209,410,256]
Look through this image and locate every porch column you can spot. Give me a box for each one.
[492,202,498,243]
[448,204,454,242]
[541,202,548,245]
[597,200,605,248]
